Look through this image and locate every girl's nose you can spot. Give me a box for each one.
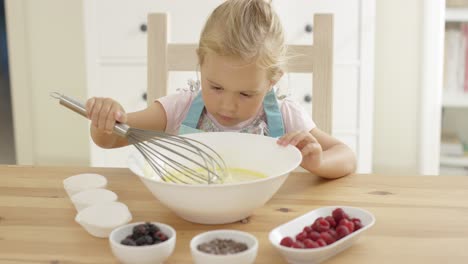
[220,93,238,112]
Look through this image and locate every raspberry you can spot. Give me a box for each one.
[313,217,324,224]
[295,231,308,242]
[320,231,336,245]
[280,236,294,247]
[303,226,313,233]
[154,231,168,242]
[339,218,355,232]
[328,229,337,239]
[303,239,320,248]
[313,218,330,232]
[332,208,348,222]
[336,225,350,239]
[354,221,363,231]
[307,231,321,241]
[352,218,363,231]
[325,216,336,227]
[316,238,327,247]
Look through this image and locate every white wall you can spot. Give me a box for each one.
[7,0,89,165]
[373,0,423,174]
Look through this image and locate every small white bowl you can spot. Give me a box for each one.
[109,221,176,264]
[269,206,375,264]
[63,173,107,197]
[70,188,118,212]
[190,229,258,264]
[75,201,132,238]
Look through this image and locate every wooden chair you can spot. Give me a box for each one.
[146,13,333,134]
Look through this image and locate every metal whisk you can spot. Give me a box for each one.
[51,92,228,184]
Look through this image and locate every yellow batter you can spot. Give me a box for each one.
[143,164,266,184]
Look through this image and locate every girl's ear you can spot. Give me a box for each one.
[269,70,284,87]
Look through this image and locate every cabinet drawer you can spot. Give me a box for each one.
[95,65,147,112]
[96,0,224,58]
[96,66,203,110]
[273,0,360,61]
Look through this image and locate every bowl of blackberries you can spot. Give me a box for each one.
[190,229,258,264]
[109,221,176,264]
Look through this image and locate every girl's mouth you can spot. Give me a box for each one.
[217,114,235,123]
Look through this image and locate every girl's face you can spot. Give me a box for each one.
[200,53,273,127]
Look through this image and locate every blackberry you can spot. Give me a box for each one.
[146,222,160,233]
[144,235,154,245]
[135,235,148,246]
[121,238,137,246]
[132,224,149,239]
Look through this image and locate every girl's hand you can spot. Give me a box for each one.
[85,97,127,135]
[277,130,323,169]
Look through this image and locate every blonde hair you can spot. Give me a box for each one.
[197,0,287,82]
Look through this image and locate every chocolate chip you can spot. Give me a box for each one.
[197,238,248,255]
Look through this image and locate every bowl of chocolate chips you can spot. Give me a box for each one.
[109,221,176,264]
[190,229,258,264]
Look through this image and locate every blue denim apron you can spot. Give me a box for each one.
[178,89,285,137]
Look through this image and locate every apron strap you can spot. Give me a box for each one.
[264,89,285,137]
[181,92,204,129]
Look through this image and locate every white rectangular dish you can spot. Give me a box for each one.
[269,206,375,264]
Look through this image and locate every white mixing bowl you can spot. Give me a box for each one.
[128,132,302,224]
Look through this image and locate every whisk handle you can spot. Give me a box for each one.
[51,92,129,137]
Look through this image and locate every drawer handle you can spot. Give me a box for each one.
[304,94,312,103]
[142,92,147,101]
[140,23,147,33]
[305,24,313,33]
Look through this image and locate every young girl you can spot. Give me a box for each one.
[85,0,356,179]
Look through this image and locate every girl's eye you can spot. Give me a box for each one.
[240,93,253,98]
[212,86,222,91]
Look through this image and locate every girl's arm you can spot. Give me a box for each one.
[306,128,357,178]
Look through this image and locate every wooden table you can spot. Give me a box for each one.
[1,165,468,263]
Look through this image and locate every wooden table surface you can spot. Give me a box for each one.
[1,165,468,263]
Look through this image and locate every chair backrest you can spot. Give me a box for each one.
[147,13,333,134]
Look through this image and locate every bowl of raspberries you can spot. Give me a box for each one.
[269,206,375,264]
[109,221,176,264]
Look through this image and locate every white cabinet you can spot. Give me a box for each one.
[83,0,375,173]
